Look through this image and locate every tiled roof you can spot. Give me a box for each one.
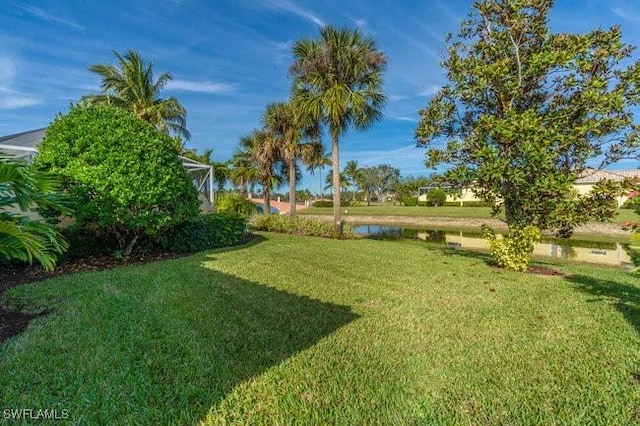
[576,168,640,183]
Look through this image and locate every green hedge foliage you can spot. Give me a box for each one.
[312,200,355,208]
[403,196,418,206]
[161,213,247,253]
[251,215,357,239]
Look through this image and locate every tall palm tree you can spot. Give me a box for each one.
[263,101,323,215]
[0,157,68,270]
[291,26,387,234]
[84,49,190,140]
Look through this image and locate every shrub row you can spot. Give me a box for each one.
[57,213,248,260]
[443,201,495,207]
[312,200,356,208]
[250,214,357,239]
[159,213,247,253]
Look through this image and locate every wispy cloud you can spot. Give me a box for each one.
[420,85,441,97]
[266,0,324,27]
[18,3,84,30]
[166,80,237,94]
[0,95,42,109]
[0,55,42,109]
[611,7,640,22]
[388,115,418,123]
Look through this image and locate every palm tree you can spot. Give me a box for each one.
[84,49,190,140]
[230,142,258,198]
[291,26,387,234]
[236,131,283,214]
[263,101,321,215]
[0,157,68,270]
[306,149,331,198]
[343,160,363,201]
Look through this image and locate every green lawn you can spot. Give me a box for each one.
[300,204,640,223]
[1,234,639,424]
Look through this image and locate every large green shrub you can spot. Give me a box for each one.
[216,192,257,218]
[34,105,199,256]
[482,225,541,272]
[251,215,357,239]
[426,188,447,206]
[402,196,418,206]
[161,213,247,253]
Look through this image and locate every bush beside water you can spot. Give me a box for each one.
[251,215,357,239]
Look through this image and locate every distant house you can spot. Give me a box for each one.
[418,167,640,207]
[575,168,640,207]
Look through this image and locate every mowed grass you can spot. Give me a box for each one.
[1,233,639,425]
[300,204,640,223]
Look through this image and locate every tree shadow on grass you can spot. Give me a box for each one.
[0,248,358,424]
[565,274,640,334]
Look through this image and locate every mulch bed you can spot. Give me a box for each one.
[0,252,184,344]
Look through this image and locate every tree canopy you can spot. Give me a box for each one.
[416,0,640,238]
[84,49,190,140]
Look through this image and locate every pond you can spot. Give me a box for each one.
[352,224,636,268]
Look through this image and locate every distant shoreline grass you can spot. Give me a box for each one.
[299,204,640,223]
[1,233,639,424]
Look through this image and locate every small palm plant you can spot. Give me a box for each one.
[0,157,68,270]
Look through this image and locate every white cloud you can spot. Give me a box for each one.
[266,0,324,27]
[612,7,640,22]
[0,96,42,109]
[18,3,84,30]
[388,115,418,123]
[166,80,237,94]
[420,85,441,97]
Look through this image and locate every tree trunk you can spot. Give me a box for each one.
[289,159,297,216]
[263,186,271,215]
[332,133,341,235]
[241,178,248,199]
[123,234,139,257]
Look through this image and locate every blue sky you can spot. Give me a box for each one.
[2,0,640,192]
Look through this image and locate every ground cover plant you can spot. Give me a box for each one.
[1,233,638,424]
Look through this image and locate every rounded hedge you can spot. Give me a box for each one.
[35,105,200,255]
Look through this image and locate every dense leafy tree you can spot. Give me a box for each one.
[395,176,432,200]
[263,101,323,215]
[0,157,68,270]
[291,26,387,234]
[416,0,640,268]
[84,50,190,140]
[359,164,401,204]
[35,105,199,256]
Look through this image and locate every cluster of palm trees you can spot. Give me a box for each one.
[84,25,386,234]
[230,26,387,231]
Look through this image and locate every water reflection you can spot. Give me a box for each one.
[352,224,634,267]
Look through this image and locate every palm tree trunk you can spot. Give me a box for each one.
[263,186,271,215]
[289,159,297,216]
[332,133,341,235]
